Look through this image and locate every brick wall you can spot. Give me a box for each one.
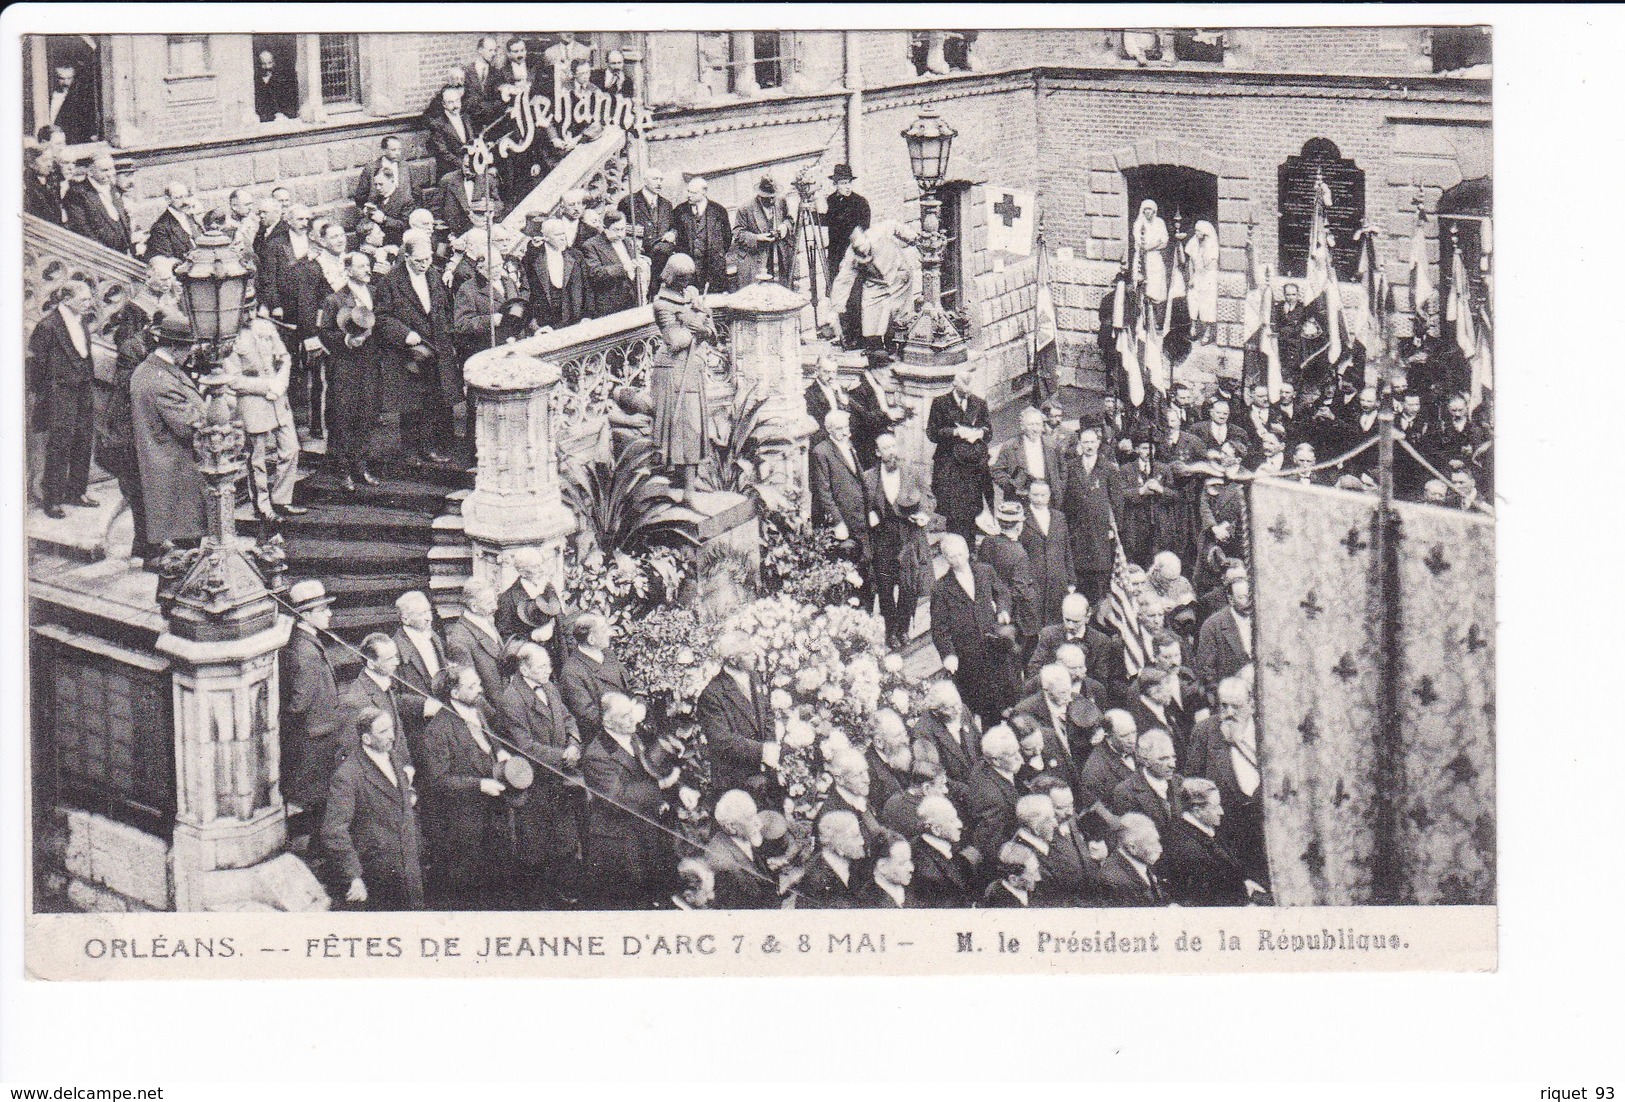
[123,129,440,237]
[70,29,1487,403]
[1029,26,1464,77]
[110,32,480,233]
[1034,73,1489,379]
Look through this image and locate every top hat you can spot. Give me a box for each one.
[1068,697,1103,732]
[339,303,376,337]
[153,311,196,347]
[995,501,1025,525]
[288,579,335,613]
[523,212,549,237]
[514,585,564,628]
[830,163,856,183]
[895,490,931,521]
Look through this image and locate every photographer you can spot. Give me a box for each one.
[358,163,412,246]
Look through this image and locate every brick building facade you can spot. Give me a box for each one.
[26,26,1490,404]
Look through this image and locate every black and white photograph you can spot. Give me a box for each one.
[15,19,1501,925]
[12,2,1625,1092]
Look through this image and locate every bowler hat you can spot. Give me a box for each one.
[756,174,778,196]
[287,579,335,613]
[830,164,856,183]
[154,311,196,347]
[499,756,535,807]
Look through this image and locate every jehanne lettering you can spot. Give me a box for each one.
[468,87,651,178]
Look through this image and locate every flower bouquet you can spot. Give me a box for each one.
[715,597,926,832]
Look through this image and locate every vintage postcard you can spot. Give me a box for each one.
[15,13,1496,982]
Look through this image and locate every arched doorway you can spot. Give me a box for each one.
[1124,164,1219,240]
[1123,164,1218,363]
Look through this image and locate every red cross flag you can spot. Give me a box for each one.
[986,188,1035,256]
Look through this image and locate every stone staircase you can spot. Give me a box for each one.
[242,449,472,670]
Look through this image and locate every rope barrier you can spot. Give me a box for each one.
[241,547,805,901]
[1396,437,1496,516]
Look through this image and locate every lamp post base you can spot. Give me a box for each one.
[902,305,969,368]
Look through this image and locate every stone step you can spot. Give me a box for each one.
[293,473,462,515]
[431,513,467,548]
[309,572,435,610]
[237,502,440,544]
[427,543,473,577]
[281,535,434,575]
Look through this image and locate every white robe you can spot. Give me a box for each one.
[1135,208,1171,303]
[1185,221,1220,324]
[830,220,923,339]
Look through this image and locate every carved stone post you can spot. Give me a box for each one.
[155,387,324,912]
[721,278,816,522]
[462,345,578,595]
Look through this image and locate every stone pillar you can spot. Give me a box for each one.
[730,32,760,95]
[462,345,578,595]
[160,619,324,912]
[721,278,816,522]
[155,386,325,912]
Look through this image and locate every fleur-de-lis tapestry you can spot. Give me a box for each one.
[1249,479,1495,906]
[1250,480,1381,905]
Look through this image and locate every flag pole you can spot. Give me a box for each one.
[1370,218,1404,905]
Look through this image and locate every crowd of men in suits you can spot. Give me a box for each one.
[275,544,1273,910]
[269,338,1313,912]
[25,32,891,531]
[789,358,1298,908]
[781,340,1493,909]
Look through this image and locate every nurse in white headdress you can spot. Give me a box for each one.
[1133,199,1170,303]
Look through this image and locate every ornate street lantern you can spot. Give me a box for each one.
[173,228,253,365]
[901,111,957,190]
[156,229,284,638]
[899,112,967,365]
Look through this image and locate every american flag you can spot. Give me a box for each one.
[1100,529,1154,679]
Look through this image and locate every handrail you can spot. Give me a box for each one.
[23,213,153,367]
[464,292,739,461]
[498,125,628,236]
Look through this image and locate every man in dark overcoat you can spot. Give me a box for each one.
[28,281,99,518]
[926,369,994,544]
